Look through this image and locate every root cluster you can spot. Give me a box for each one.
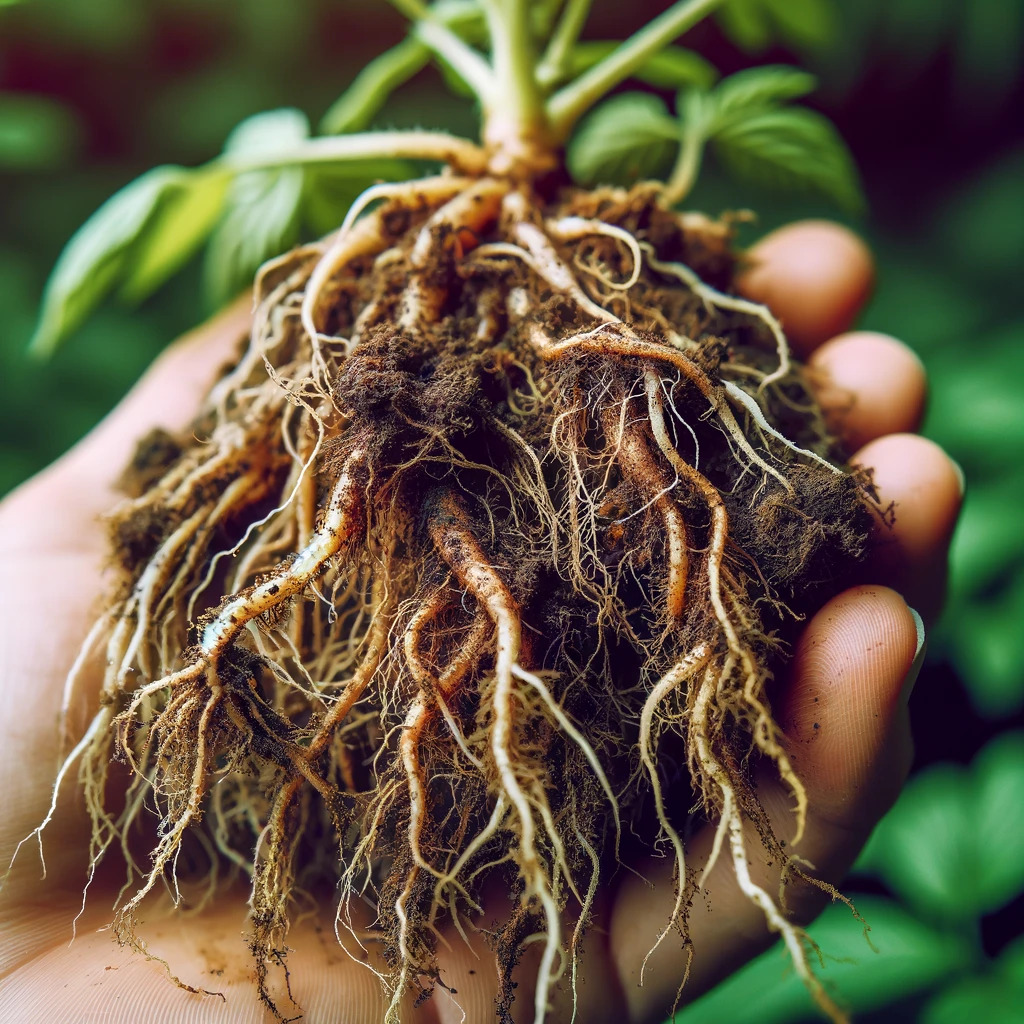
[31,175,872,1021]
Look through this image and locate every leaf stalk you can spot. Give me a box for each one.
[546,0,726,141]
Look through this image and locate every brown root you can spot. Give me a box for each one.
[23,177,874,1023]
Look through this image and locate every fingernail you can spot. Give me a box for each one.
[900,606,927,702]
[950,458,966,498]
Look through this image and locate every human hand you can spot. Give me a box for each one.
[0,221,962,1023]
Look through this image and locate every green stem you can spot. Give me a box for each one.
[663,125,705,205]
[388,0,495,104]
[224,131,488,175]
[320,37,430,135]
[546,0,725,141]
[537,0,594,87]
[479,0,549,153]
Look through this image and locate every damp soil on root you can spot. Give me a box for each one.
[76,178,874,1022]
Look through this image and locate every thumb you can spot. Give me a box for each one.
[7,296,251,542]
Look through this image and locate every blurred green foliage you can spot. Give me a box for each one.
[689,734,1024,1020]
[1,2,1022,1021]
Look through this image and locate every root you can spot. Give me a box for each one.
[431,493,565,1024]
[25,179,871,1024]
[692,663,846,1023]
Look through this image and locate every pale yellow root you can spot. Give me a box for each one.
[691,664,847,1024]
[545,215,643,290]
[302,175,469,349]
[430,494,564,1024]
[398,178,505,330]
[636,643,712,980]
[644,370,807,839]
[643,246,793,391]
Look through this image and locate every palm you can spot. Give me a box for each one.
[0,224,961,1024]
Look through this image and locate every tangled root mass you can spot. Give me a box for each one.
[50,176,873,1021]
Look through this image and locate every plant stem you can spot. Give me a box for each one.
[479,0,551,161]
[320,37,430,135]
[225,131,488,176]
[537,0,594,87]
[388,0,496,104]
[663,125,705,205]
[546,0,725,141]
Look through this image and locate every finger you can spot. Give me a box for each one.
[736,221,875,358]
[853,433,963,623]
[0,898,417,1024]
[607,587,921,1021]
[0,296,251,550]
[807,331,927,451]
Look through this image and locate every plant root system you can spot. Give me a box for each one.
[31,175,874,1022]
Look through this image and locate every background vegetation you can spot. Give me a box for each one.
[1,1,1021,1020]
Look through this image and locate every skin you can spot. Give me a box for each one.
[0,222,962,1023]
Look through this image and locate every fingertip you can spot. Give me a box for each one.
[854,433,963,564]
[808,331,928,450]
[736,221,874,357]
[782,585,918,811]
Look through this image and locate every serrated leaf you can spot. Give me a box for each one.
[712,106,863,212]
[709,65,818,127]
[682,898,968,1024]
[30,166,193,356]
[120,165,231,303]
[857,734,1024,920]
[565,42,718,90]
[567,92,680,187]
[203,108,310,305]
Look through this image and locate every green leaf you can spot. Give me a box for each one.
[972,732,1024,907]
[923,935,1024,1024]
[203,109,309,305]
[222,107,309,160]
[567,92,680,187]
[565,42,718,90]
[717,0,773,52]
[120,165,231,303]
[708,65,818,127]
[718,0,838,53]
[857,733,1024,921]
[951,582,1024,718]
[680,898,969,1024]
[712,107,864,212]
[948,481,1024,598]
[30,166,200,357]
[759,0,837,51]
[925,323,1024,466]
